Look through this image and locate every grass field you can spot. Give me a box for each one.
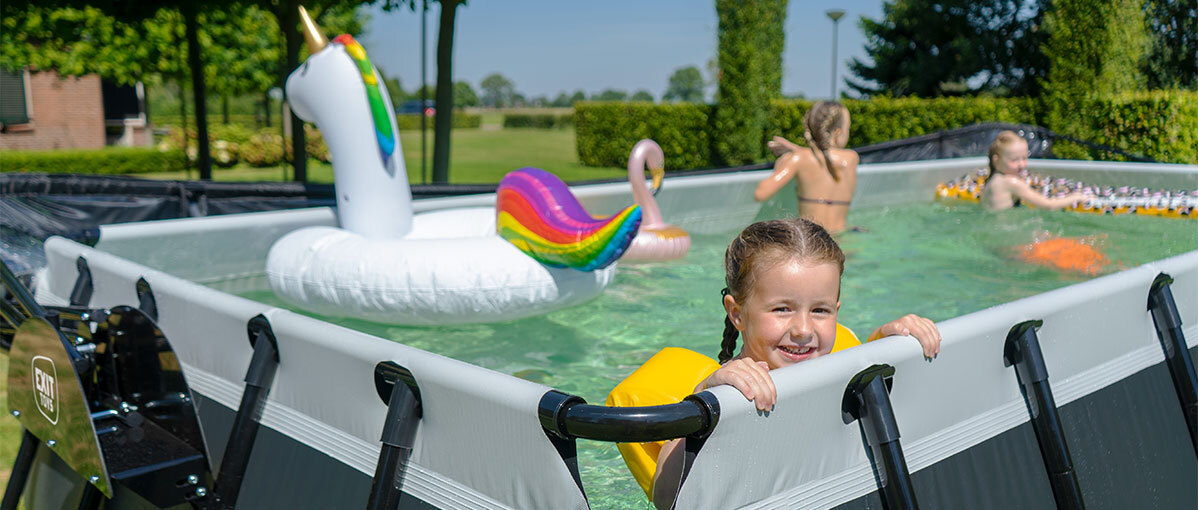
[141,127,624,184]
[1,355,19,497]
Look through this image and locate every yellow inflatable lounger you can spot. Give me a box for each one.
[936,171,1197,219]
[605,323,861,499]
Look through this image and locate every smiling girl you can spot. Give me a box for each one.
[651,218,941,509]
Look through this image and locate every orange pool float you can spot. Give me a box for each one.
[1015,236,1110,275]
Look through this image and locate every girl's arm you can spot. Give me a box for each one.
[1010,179,1084,210]
[767,135,803,157]
[755,153,799,202]
[867,314,942,359]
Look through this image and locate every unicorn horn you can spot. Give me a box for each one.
[298,5,329,54]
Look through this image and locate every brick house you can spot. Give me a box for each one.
[0,68,152,151]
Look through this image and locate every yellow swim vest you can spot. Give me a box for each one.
[604,323,861,499]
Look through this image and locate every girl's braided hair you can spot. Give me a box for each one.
[802,101,849,181]
[719,218,845,363]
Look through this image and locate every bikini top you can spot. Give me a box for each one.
[799,196,852,206]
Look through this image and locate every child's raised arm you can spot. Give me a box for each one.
[755,153,799,202]
[867,314,942,359]
[1009,178,1085,210]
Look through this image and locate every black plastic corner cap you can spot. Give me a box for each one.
[1003,319,1043,368]
[374,361,422,416]
[135,277,157,322]
[841,364,896,425]
[538,390,586,440]
[246,314,279,360]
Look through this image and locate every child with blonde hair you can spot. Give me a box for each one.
[981,130,1085,211]
[651,217,940,508]
[755,101,860,233]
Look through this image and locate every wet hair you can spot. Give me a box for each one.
[803,101,849,181]
[718,218,845,363]
[987,130,1027,176]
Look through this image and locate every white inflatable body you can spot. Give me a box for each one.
[268,208,615,325]
[267,25,614,325]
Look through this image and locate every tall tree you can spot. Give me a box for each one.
[480,73,515,107]
[662,66,705,102]
[714,0,788,166]
[847,0,1047,97]
[1144,0,1197,89]
[453,81,478,107]
[631,90,654,102]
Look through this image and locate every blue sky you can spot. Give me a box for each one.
[357,0,885,101]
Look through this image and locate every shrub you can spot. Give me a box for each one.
[0,147,187,174]
[574,101,711,169]
[240,133,285,167]
[503,114,556,129]
[1050,91,1198,163]
[394,113,481,130]
[712,0,786,166]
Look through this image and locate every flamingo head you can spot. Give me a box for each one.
[630,139,666,195]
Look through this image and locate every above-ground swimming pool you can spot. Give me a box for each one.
[235,197,1198,508]
[19,157,1198,509]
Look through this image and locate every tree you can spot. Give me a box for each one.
[550,92,572,107]
[480,73,515,107]
[846,0,1047,97]
[381,73,408,107]
[453,81,478,107]
[1042,0,1148,98]
[713,0,787,166]
[631,90,654,102]
[1144,0,1197,89]
[662,66,705,102]
[569,90,586,104]
[595,89,628,101]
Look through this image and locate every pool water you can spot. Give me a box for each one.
[237,201,1198,509]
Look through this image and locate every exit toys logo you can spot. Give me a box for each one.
[32,355,59,425]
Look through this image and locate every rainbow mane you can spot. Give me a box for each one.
[333,34,395,163]
[497,168,642,271]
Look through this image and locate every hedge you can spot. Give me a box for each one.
[503,113,574,129]
[0,147,188,174]
[576,92,1197,168]
[575,101,711,170]
[394,113,481,130]
[1050,91,1198,162]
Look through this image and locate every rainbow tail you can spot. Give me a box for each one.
[497,168,642,271]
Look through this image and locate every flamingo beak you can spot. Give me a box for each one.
[299,5,329,54]
[650,166,665,196]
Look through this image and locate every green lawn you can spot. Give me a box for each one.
[140,128,624,185]
[1,355,20,497]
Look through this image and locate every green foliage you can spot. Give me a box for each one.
[0,147,187,174]
[662,66,705,103]
[503,113,574,129]
[1042,0,1149,99]
[239,133,285,167]
[1049,91,1198,163]
[454,81,479,107]
[713,0,788,166]
[1143,0,1197,90]
[631,90,654,102]
[394,113,481,130]
[593,90,628,101]
[848,0,1047,97]
[480,73,516,107]
[574,101,711,170]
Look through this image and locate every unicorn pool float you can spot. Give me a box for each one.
[266,8,640,325]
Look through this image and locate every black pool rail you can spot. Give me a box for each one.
[368,361,423,510]
[1004,320,1085,510]
[1147,273,1198,456]
[842,364,919,510]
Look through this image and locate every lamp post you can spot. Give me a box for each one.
[825,9,846,99]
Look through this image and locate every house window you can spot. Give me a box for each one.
[0,68,31,125]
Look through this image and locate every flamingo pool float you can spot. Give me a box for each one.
[620,139,691,262]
